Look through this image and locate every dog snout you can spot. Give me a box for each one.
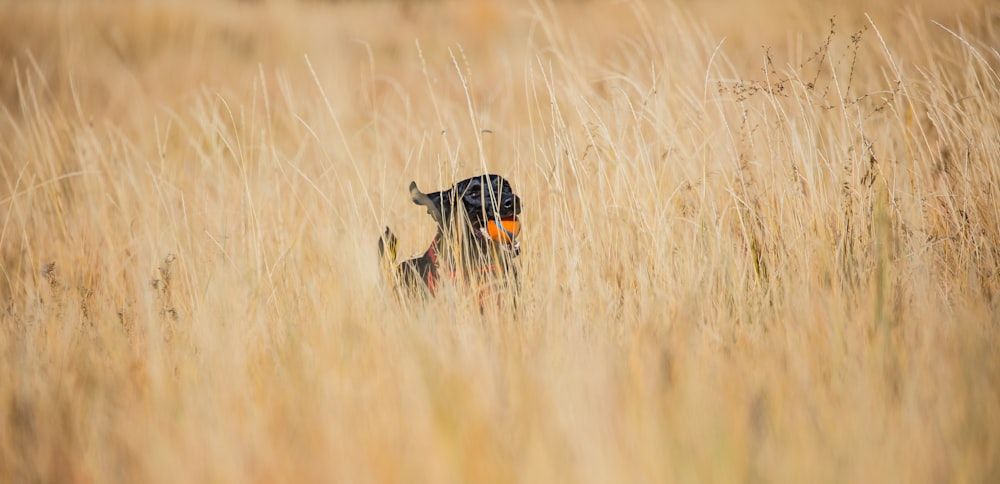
[502,194,521,216]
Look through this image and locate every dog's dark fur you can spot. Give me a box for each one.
[379,174,521,298]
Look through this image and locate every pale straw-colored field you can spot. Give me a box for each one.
[1,0,998,482]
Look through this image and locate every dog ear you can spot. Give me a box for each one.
[410,181,449,225]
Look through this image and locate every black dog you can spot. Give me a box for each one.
[379,174,522,299]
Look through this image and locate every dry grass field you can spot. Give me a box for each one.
[2,0,999,482]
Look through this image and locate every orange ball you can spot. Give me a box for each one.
[486,218,521,243]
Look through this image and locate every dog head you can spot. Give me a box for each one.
[410,174,522,252]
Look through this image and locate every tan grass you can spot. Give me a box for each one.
[1,0,999,482]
